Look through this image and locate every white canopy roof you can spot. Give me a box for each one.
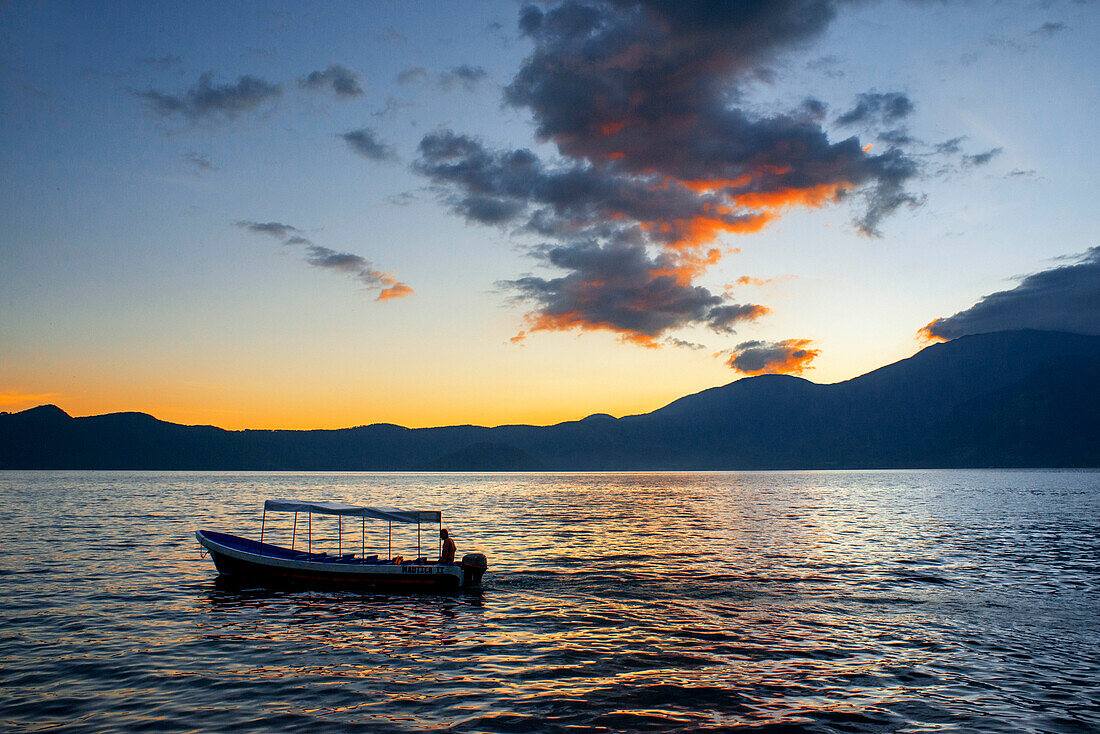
[263,500,441,524]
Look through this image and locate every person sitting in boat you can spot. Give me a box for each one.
[440,528,456,564]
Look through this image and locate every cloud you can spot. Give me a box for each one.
[799,98,828,121]
[235,220,301,239]
[962,147,1003,167]
[302,244,401,289]
[236,220,413,300]
[184,152,215,172]
[934,137,965,155]
[806,54,845,78]
[504,240,766,347]
[299,63,364,98]
[137,73,281,120]
[341,127,397,161]
[920,246,1100,341]
[1033,21,1067,38]
[399,64,488,91]
[835,92,914,127]
[397,66,429,86]
[413,1,926,346]
[729,275,783,288]
[724,339,820,375]
[439,65,488,91]
[377,283,415,301]
[878,128,916,146]
[373,96,412,118]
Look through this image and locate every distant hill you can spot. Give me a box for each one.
[416,442,544,471]
[2,330,1098,469]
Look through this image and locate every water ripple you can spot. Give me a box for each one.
[1,469,1099,732]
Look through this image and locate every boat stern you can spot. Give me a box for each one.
[460,553,488,586]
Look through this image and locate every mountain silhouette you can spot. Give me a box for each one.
[2,330,1097,469]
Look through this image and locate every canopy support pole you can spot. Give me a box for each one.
[338,516,342,556]
[308,512,312,556]
[361,517,365,557]
[388,522,391,560]
[439,514,443,560]
[292,512,297,551]
[259,508,266,557]
[417,521,421,559]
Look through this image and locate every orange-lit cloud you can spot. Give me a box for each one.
[237,220,414,303]
[527,311,663,348]
[916,320,947,343]
[916,245,1100,341]
[724,339,820,375]
[376,282,414,301]
[413,1,925,347]
[734,182,850,210]
[601,120,626,135]
[678,175,752,192]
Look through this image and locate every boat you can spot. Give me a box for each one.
[195,499,487,590]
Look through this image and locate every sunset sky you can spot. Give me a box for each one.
[2,1,1097,429]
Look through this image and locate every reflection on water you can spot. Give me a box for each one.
[1,470,1099,732]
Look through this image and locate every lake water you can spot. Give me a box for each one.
[2,470,1099,733]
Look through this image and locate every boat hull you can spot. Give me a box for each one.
[196,530,477,591]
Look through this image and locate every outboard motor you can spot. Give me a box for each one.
[460,553,487,586]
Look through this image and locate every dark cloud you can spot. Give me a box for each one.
[414,130,771,247]
[666,337,706,350]
[183,152,214,172]
[1033,21,1067,37]
[439,65,488,91]
[724,339,820,375]
[504,240,766,347]
[341,128,397,161]
[835,92,914,127]
[137,73,281,120]
[299,63,364,98]
[799,98,828,121]
[934,136,965,155]
[878,128,916,146]
[399,64,488,91]
[805,53,845,78]
[414,1,927,346]
[235,220,301,239]
[920,246,1100,341]
[962,147,1003,167]
[237,220,413,302]
[397,66,429,86]
[373,96,412,118]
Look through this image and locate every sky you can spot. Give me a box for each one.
[1,0,1097,430]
